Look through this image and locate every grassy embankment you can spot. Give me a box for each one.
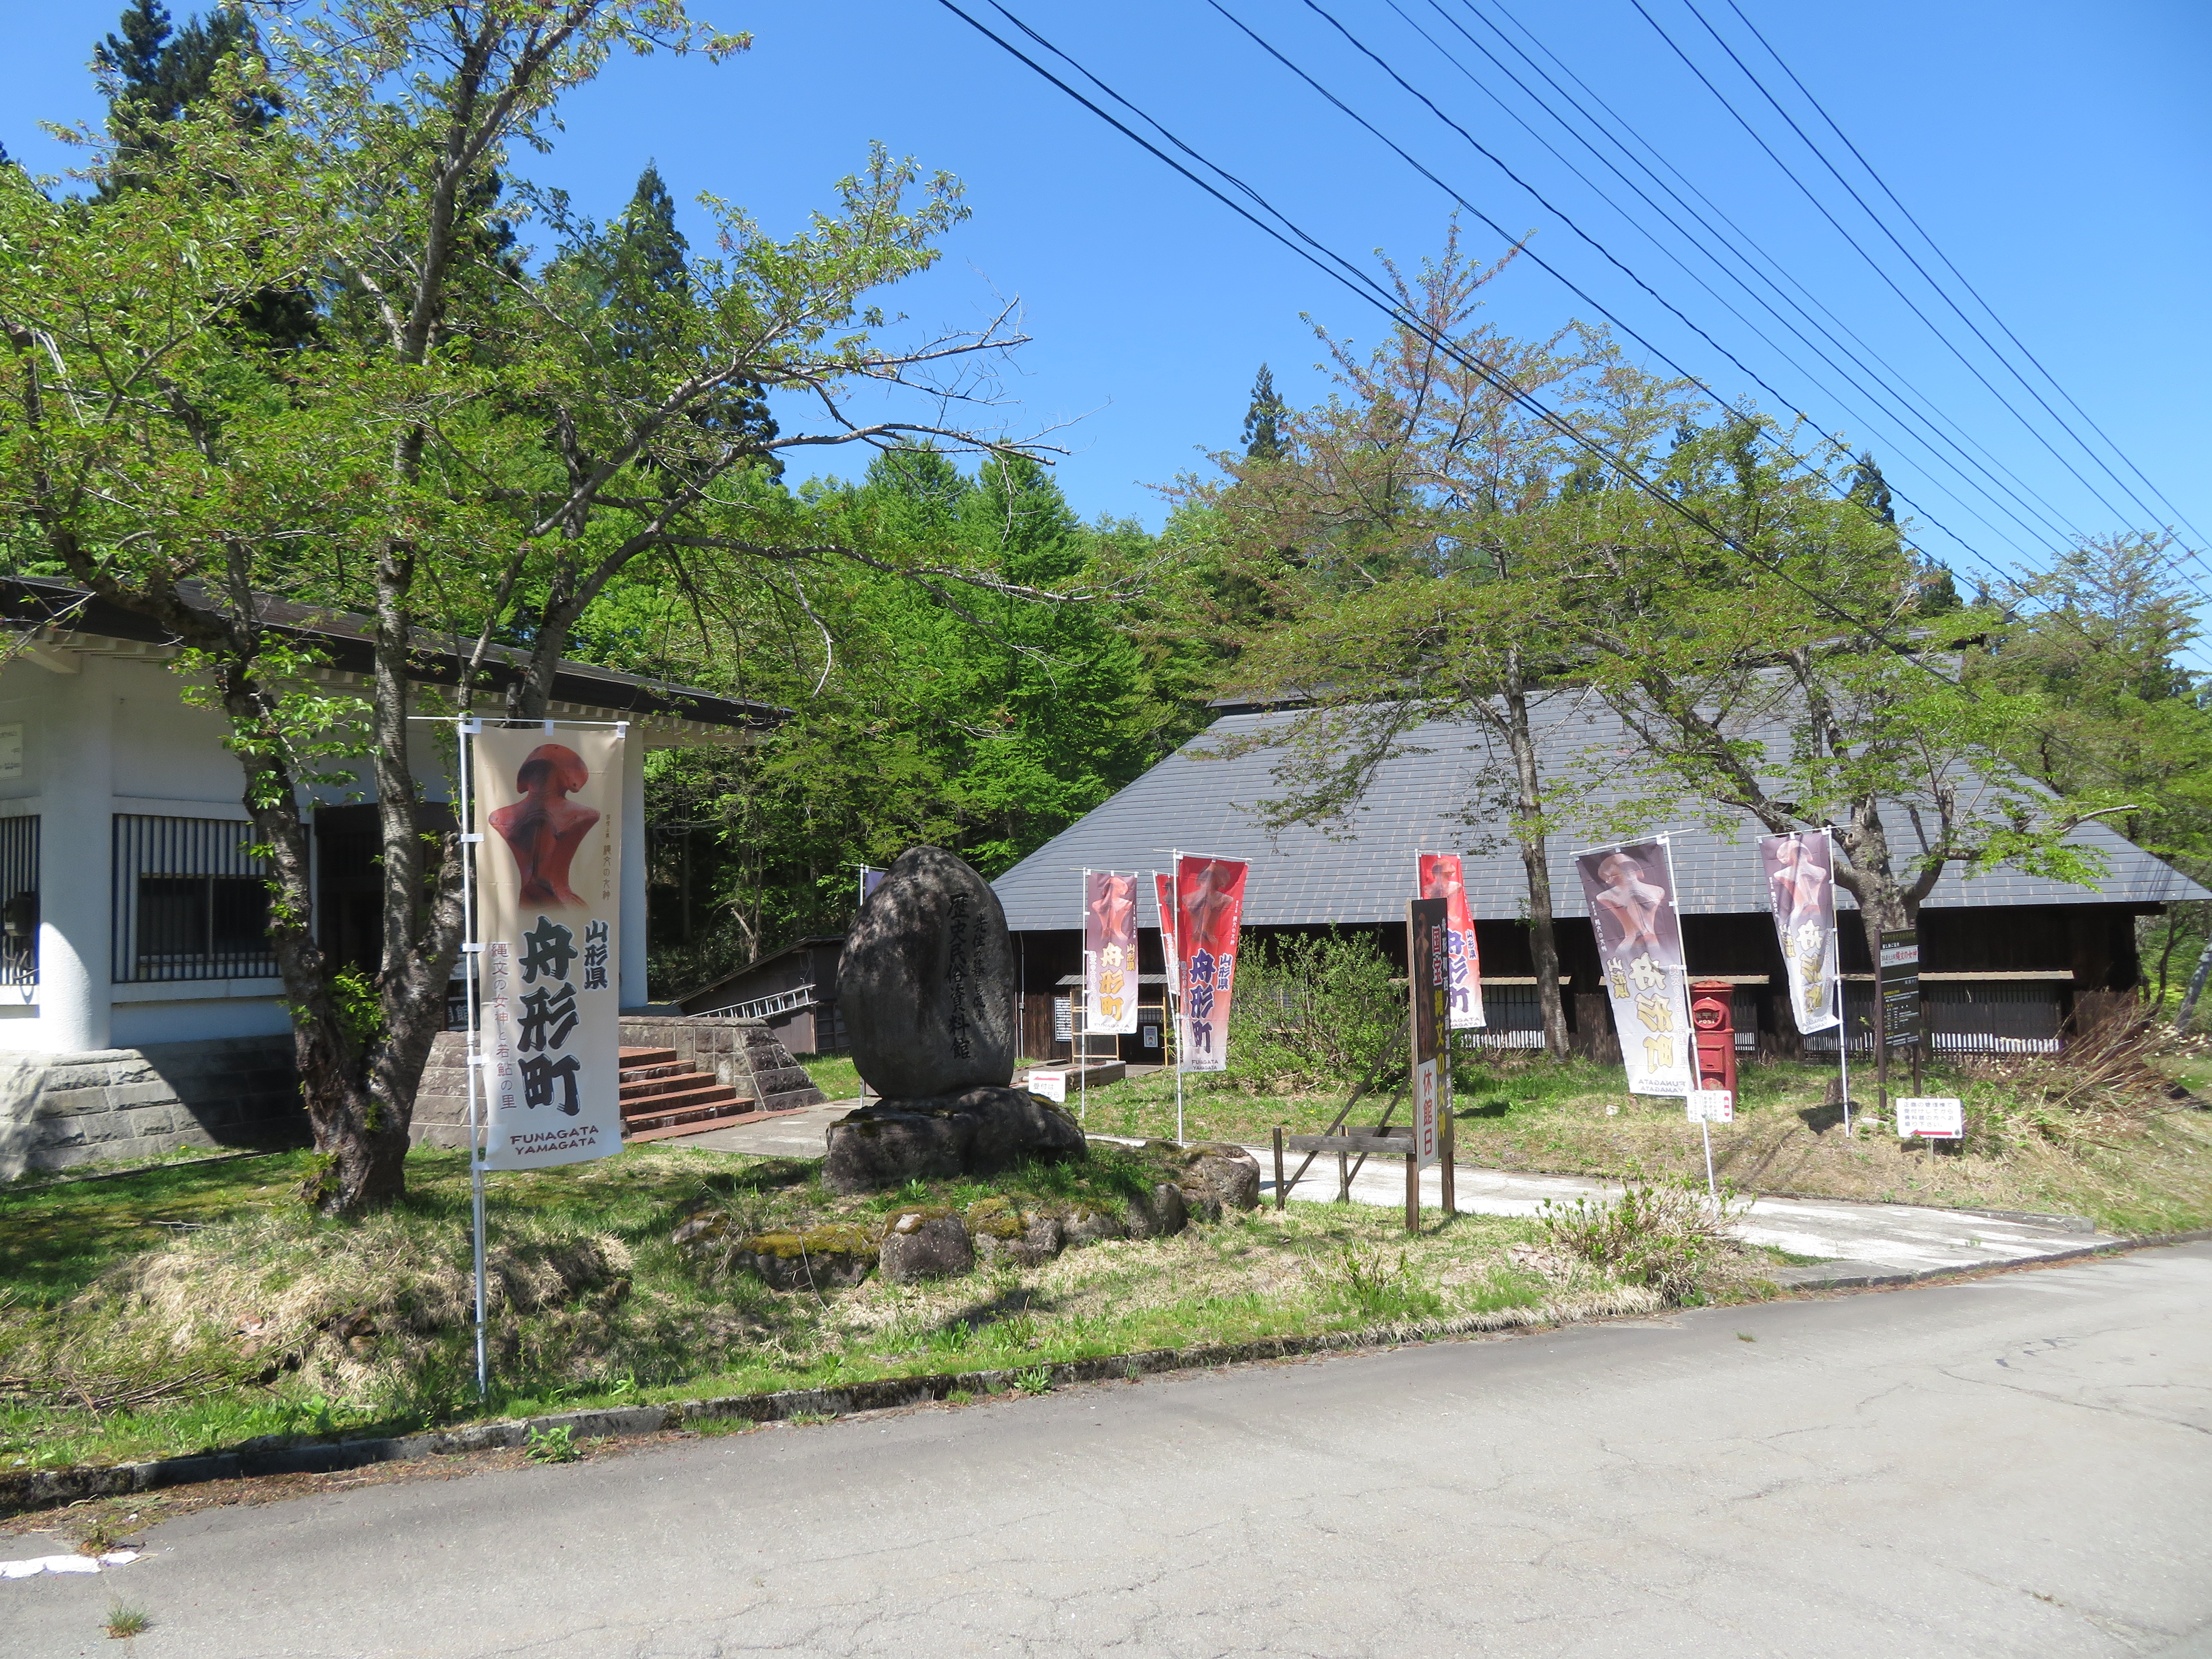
[1053,1047,2212,1235]
[0,1141,1672,1475]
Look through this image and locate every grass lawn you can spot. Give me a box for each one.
[1068,1048,2212,1235]
[795,1053,862,1100]
[0,1140,1679,1476]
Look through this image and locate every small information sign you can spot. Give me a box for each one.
[1894,1096,1964,1139]
[1686,1089,1734,1124]
[1027,1070,1068,1104]
[1880,930,1922,1049]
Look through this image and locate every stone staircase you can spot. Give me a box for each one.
[618,1046,753,1143]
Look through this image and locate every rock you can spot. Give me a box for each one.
[822,1086,1086,1195]
[1124,1181,1189,1240]
[879,1212,976,1283]
[839,846,1018,1098]
[729,1224,878,1291]
[975,1211,1065,1269]
[1062,1205,1126,1248]
[1179,1142,1262,1212]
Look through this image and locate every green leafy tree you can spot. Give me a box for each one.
[1167,230,1665,1053]
[2,1,1057,1213]
[1972,533,2212,1022]
[1569,411,2123,966]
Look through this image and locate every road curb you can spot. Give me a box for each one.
[0,1298,1638,1519]
[7,1229,2206,1520]
[1770,1226,2212,1291]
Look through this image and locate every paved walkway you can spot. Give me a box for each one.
[675,1098,856,1159]
[1253,1143,2117,1278]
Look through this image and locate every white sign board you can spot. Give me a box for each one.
[1686,1089,1734,1124]
[1026,1070,1068,1103]
[1894,1096,1965,1139]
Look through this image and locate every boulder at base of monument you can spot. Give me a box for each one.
[838,846,1018,1099]
[822,1086,1086,1196]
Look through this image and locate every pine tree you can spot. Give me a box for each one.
[96,0,280,174]
[1846,450,1896,525]
[602,163,780,474]
[1241,363,1288,461]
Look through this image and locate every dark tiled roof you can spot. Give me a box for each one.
[994,697,2209,929]
[0,576,783,733]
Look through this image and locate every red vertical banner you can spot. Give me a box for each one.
[1417,852,1486,1032]
[1175,855,1248,1074]
[1083,871,1139,1034]
[1154,870,1178,990]
[1408,896,1448,1168]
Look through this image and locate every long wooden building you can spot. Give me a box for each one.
[988,697,2208,1065]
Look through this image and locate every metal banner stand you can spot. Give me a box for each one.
[1700,1113,1717,1202]
[456,715,490,1401]
[1078,868,1088,1128]
[1838,1023,1853,1139]
[1170,851,1186,1145]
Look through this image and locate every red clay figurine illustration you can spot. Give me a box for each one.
[489,743,602,908]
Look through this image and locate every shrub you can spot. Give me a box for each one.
[1539,1181,1746,1304]
[1225,931,1402,1091]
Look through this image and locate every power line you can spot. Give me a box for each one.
[1713,0,2212,555]
[933,0,1966,686]
[1456,0,2121,564]
[1204,0,2039,585]
[1405,0,2096,560]
[1629,0,2203,573]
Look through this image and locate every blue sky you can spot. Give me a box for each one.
[6,0,2207,611]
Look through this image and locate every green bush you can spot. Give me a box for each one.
[1539,1180,1746,1304]
[1225,931,1402,1091]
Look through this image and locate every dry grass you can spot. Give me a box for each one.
[1074,1031,2212,1234]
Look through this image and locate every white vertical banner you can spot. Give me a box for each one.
[473,726,626,1168]
[1576,837,1696,1097]
[1760,829,1841,1034]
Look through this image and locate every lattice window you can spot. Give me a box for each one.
[0,815,36,986]
[111,815,278,983]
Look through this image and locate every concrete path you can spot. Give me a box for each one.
[1253,1144,2119,1278]
[675,1098,856,1159]
[10,1242,2209,1657]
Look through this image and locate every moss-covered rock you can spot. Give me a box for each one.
[963,1196,1027,1241]
[879,1213,975,1283]
[733,1225,877,1292]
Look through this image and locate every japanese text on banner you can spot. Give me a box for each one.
[472,726,626,1169]
[1576,838,1694,1096]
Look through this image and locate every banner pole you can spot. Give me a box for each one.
[1838,1018,1852,1138]
[457,716,489,1401]
[1172,852,1185,1145]
[1700,1115,1717,1202]
[1078,868,1087,1128]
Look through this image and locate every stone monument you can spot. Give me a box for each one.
[824,846,1086,1193]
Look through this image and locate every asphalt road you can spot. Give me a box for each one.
[10,1243,2210,1658]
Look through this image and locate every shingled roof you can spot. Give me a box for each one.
[992,695,2209,931]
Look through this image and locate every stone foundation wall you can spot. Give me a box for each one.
[410,1017,829,1150]
[0,1037,307,1179]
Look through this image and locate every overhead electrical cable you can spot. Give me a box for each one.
[1355,0,2075,559]
[1451,0,2111,565]
[1627,0,2188,561]
[1199,0,2023,573]
[1405,0,2098,558]
[931,0,1968,685]
[1715,0,2211,553]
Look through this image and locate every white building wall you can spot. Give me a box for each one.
[0,651,668,1053]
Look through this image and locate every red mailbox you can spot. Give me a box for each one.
[1690,980,1737,1097]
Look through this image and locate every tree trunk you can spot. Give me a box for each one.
[2176,922,2212,1034]
[1498,655,1570,1057]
